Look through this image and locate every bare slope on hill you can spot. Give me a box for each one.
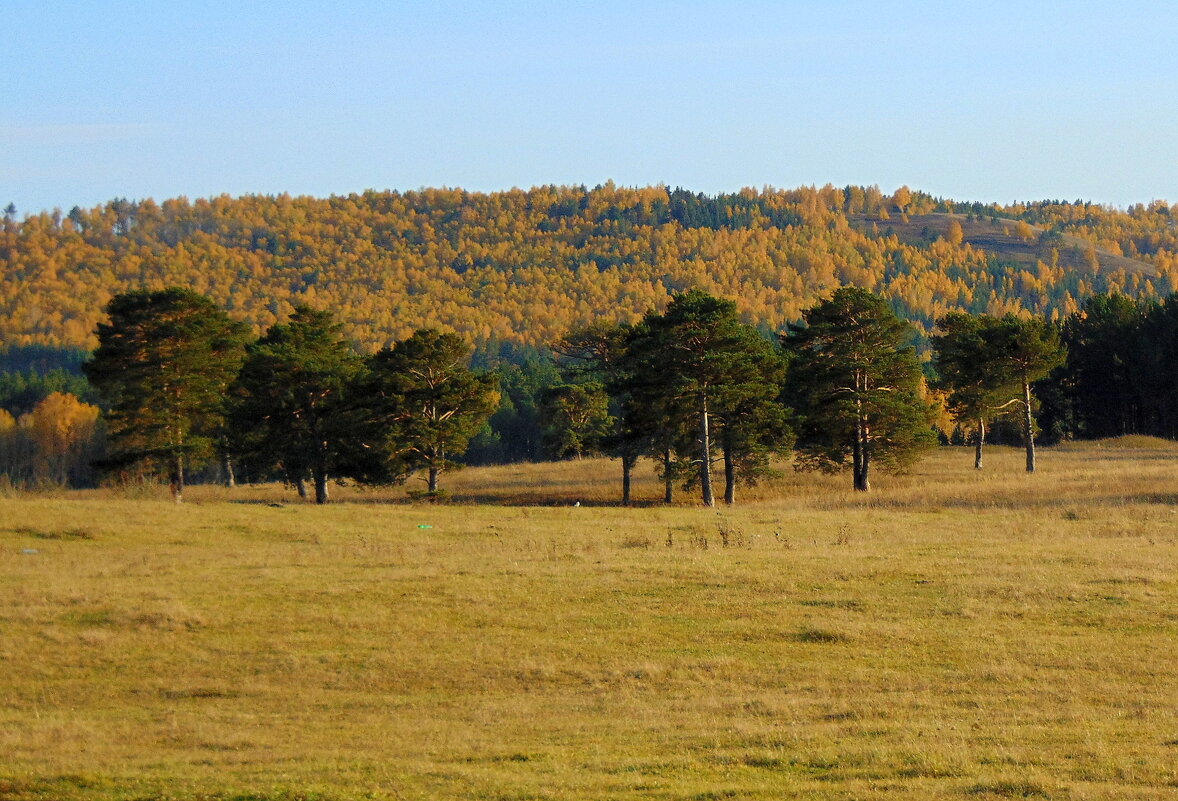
[852,212,1156,276]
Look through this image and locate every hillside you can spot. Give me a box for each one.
[850,212,1157,276]
[2,185,1176,352]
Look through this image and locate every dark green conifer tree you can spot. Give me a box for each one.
[784,287,935,491]
[932,312,1001,469]
[553,321,646,504]
[984,315,1067,472]
[626,290,791,506]
[359,329,499,496]
[539,382,613,460]
[229,306,362,504]
[1061,293,1147,438]
[84,288,247,502]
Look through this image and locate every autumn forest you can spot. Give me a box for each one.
[3,183,1176,353]
[3,184,1178,494]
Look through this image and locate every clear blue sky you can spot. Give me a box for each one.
[5,1,1177,214]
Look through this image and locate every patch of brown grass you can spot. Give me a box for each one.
[0,440,1175,799]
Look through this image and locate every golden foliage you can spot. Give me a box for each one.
[0,392,102,486]
[1,187,1173,352]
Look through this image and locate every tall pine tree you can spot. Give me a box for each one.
[358,329,499,496]
[932,312,1001,469]
[784,288,935,491]
[84,288,247,502]
[626,290,790,506]
[229,306,362,503]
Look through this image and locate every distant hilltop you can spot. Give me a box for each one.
[1,185,1175,351]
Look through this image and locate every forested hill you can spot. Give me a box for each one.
[2,184,1175,352]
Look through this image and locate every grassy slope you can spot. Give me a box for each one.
[850,212,1157,276]
[0,442,1176,800]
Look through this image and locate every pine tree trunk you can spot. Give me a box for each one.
[723,440,735,506]
[1023,379,1036,473]
[170,454,184,504]
[621,454,634,506]
[852,390,870,492]
[699,395,714,507]
[974,418,985,470]
[663,447,674,504]
[296,477,308,499]
[224,455,236,488]
[428,466,439,494]
[851,421,863,491]
[852,417,870,492]
[858,447,871,492]
[313,469,329,504]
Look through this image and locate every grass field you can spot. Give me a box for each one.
[1,441,1176,800]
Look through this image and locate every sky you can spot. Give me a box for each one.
[4,0,1178,214]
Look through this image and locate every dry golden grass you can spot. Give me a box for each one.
[1,441,1176,800]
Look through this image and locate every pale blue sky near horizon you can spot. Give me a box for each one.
[4,1,1177,214]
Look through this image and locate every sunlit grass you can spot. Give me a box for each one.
[1,441,1176,799]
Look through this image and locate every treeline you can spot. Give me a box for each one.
[3,287,1177,498]
[56,286,943,504]
[3,185,1176,355]
[1040,293,1178,440]
[79,289,501,503]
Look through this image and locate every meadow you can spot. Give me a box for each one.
[0,440,1176,800]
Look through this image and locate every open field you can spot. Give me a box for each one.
[1,441,1176,800]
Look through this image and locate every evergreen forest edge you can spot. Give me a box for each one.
[3,283,1177,504]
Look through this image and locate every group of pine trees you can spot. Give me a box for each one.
[537,287,1077,505]
[3,283,1176,501]
[82,288,500,503]
[75,285,946,505]
[1043,292,1178,441]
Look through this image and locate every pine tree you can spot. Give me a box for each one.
[1061,293,1146,438]
[539,382,613,459]
[229,306,362,504]
[553,321,644,503]
[710,325,792,504]
[359,329,499,496]
[784,288,936,491]
[933,311,1066,473]
[84,288,247,501]
[985,315,1067,472]
[1136,294,1178,438]
[932,312,1000,469]
[626,290,790,506]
